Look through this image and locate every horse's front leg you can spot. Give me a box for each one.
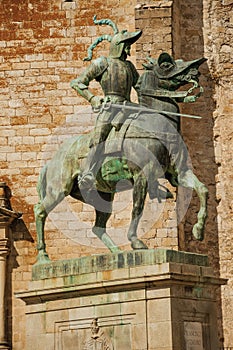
[128,173,148,250]
[92,192,121,253]
[34,202,50,263]
[34,185,65,264]
[178,169,208,240]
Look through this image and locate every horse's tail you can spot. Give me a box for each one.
[36,164,48,201]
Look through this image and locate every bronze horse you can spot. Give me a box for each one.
[34,55,208,263]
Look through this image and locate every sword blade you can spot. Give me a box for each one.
[107,102,202,119]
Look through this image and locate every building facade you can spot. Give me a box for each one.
[0,0,232,348]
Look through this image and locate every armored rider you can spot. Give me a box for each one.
[71,16,142,190]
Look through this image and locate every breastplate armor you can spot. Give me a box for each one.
[99,58,133,101]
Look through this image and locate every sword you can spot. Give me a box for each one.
[97,101,202,120]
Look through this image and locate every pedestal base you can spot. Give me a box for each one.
[16,249,226,350]
[0,342,10,350]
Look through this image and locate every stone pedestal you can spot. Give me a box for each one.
[16,249,226,350]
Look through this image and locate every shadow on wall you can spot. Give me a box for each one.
[178,0,219,272]
[176,0,223,345]
[1,182,34,348]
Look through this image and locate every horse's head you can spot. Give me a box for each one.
[143,52,207,94]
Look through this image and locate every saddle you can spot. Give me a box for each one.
[103,109,179,156]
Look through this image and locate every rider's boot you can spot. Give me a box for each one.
[78,142,97,190]
[78,157,100,204]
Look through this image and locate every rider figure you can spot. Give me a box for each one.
[71,16,142,190]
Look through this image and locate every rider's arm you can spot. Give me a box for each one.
[70,56,108,108]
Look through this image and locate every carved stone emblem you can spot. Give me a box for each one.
[83,318,113,350]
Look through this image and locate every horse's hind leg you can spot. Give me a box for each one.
[92,192,121,253]
[178,169,208,240]
[128,173,148,250]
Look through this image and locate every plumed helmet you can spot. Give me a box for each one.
[83,15,142,61]
[109,29,142,58]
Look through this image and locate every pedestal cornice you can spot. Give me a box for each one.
[16,249,227,305]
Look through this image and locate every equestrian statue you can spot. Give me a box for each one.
[34,16,208,263]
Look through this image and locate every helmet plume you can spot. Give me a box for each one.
[83,15,119,61]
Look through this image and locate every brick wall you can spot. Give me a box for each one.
[202,0,233,346]
[172,0,220,270]
[171,0,225,343]
[135,1,173,68]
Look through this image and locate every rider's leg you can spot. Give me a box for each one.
[78,112,112,189]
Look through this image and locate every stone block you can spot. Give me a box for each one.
[147,298,172,323]
[16,250,226,350]
[148,322,173,348]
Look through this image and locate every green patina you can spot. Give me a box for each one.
[32,249,208,281]
[100,157,131,183]
[34,15,208,263]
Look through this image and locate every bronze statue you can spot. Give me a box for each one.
[70,16,142,194]
[34,19,208,263]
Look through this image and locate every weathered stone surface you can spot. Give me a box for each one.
[17,256,226,350]
[32,249,209,280]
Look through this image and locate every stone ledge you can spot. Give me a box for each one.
[16,249,229,306]
[32,249,208,281]
[17,261,227,306]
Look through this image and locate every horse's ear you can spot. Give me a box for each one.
[142,63,152,70]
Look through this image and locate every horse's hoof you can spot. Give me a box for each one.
[192,224,204,241]
[36,250,51,265]
[131,239,148,250]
